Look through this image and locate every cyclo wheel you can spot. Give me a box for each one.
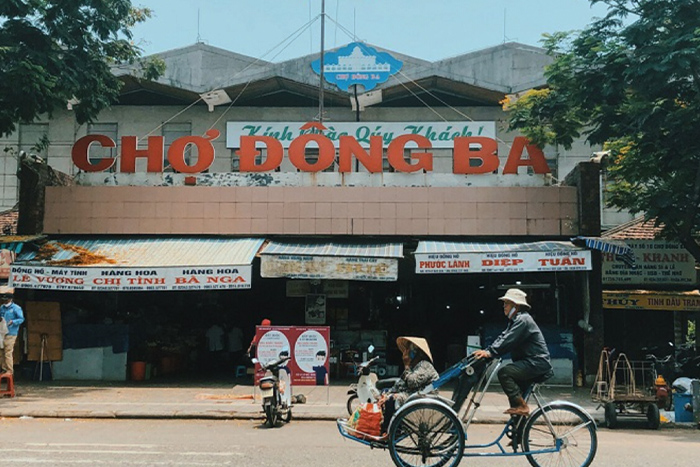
[388,400,464,467]
[347,394,360,416]
[522,403,597,467]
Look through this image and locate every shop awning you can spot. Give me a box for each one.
[10,237,265,291]
[259,241,403,281]
[414,240,591,274]
[0,235,45,253]
[572,236,636,267]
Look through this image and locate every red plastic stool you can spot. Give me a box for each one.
[0,372,15,398]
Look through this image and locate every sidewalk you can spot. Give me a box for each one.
[1,378,610,423]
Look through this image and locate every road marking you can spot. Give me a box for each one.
[0,459,239,466]
[2,448,243,457]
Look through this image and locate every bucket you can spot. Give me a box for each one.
[674,393,693,423]
[130,361,147,381]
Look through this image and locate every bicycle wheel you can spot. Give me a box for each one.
[347,394,359,415]
[388,401,464,467]
[522,403,597,467]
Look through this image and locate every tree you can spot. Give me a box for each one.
[502,0,700,261]
[0,0,163,138]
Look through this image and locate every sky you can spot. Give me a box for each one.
[131,0,611,62]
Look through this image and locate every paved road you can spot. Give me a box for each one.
[0,418,697,466]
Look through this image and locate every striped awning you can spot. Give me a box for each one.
[571,236,636,267]
[11,237,264,291]
[259,241,403,281]
[260,242,403,258]
[414,240,591,274]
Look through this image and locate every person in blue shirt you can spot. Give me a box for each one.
[0,286,24,374]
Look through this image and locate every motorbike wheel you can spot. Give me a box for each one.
[347,394,360,416]
[646,403,660,430]
[264,403,278,428]
[283,408,292,423]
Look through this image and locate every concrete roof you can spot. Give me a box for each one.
[114,41,551,107]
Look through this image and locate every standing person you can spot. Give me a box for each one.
[474,288,552,416]
[0,287,24,374]
[246,318,271,359]
[226,324,244,365]
[379,336,439,437]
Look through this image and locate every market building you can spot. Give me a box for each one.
[1,41,622,383]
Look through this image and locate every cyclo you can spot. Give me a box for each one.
[337,354,598,467]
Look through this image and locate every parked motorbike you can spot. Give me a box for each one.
[346,349,399,415]
[253,355,292,427]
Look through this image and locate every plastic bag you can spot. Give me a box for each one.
[351,402,383,439]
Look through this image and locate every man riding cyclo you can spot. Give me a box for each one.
[474,288,553,416]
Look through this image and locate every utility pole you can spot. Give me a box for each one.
[318,0,325,124]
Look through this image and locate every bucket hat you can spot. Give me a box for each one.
[498,288,530,309]
[397,336,433,363]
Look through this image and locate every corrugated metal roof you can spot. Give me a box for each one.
[16,237,265,267]
[260,241,404,258]
[415,241,583,254]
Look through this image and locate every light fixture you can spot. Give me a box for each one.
[479,310,485,315]
[446,305,451,310]
[350,89,383,112]
[67,97,80,110]
[200,89,232,112]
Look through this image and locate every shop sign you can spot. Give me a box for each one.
[10,265,253,291]
[261,255,398,281]
[0,250,15,280]
[72,124,551,176]
[415,250,592,274]
[253,325,330,386]
[225,121,495,148]
[286,280,349,298]
[602,240,695,285]
[311,42,403,91]
[603,291,700,312]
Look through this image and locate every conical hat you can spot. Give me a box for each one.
[396,336,433,363]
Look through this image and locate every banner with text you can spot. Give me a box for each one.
[415,250,592,274]
[254,325,331,386]
[602,240,695,285]
[603,291,700,312]
[261,255,398,281]
[9,265,253,291]
[227,121,496,148]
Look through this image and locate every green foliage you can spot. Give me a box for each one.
[503,0,700,260]
[0,0,161,137]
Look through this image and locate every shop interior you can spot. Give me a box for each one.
[15,266,586,384]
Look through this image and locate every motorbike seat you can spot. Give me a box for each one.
[376,377,400,390]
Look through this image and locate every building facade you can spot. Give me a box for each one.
[2,42,614,382]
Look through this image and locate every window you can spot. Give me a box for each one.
[298,147,335,173]
[19,123,49,160]
[87,123,118,172]
[162,122,192,171]
[383,148,416,173]
[232,149,265,172]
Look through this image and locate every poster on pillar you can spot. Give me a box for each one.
[254,326,330,386]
